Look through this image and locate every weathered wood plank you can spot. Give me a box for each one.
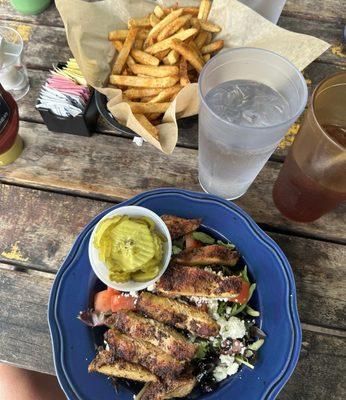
[0,1,63,27]
[268,233,346,331]
[283,0,346,23]
[0,266,345,396]
[278,330,346,399]
[0,121,344,242]
[0,184,345,329]
[0,266,55,375]
[0,184,109,273]
[0,20,71,70]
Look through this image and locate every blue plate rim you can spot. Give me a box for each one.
[48,188,301,400]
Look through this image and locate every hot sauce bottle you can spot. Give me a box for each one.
[0,83,23,166]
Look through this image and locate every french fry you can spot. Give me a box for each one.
[123,87,162,100]
[190,17,201,30]
[155,49,170,60]
[163,49,180,65]
[130,64,179,78]
[128,16,151,28]
[179,58,190,87]
[153,5,164,19]
[110,75,179,88]
[108,29,128,41]
[201,40,224,54]
[112,27,138,74]
[157,14,192,42]
[147,9,183,40]
[195,30,209,49]
[171,39,204,73]
[150,13,160,27]
[197,0,212,21]
[203,53,211,62]
[127,101,171,114]
[134,39,144,50]
[182,7,199,15]
[205,32,213,45]
[145,28,198,54]
[113,41,136,68]
[138,30,150,40]
[146,113,162,121]
[141,95,156,102]
[134,114,159,140]
[130,49,160,66]
[149,85,182,103]
[200,21,221,33]
[189,41,204,61]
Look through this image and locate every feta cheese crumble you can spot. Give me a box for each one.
[219,316,246,340]
[213,354,239,382]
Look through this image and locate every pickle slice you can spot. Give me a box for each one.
[94,216,123,248]
[132,265,159,282]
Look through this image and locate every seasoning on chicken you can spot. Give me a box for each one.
[174,245,239,266]
[156,265,243,298]
[105,329,185,379]
[105,311,197,361]
[161,215,202,239]
[88,349,157,382]
[136,292,219,338]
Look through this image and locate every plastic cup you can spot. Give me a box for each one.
[10,0,51,15]
[198,47,308,200]
[238,0,287,24]
[273,71,346,222]
[0,26,30,100]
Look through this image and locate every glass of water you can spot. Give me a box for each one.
[0,26,30,100]
[198,47,308,200]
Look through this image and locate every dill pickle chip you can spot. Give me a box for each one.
[109,270,131,282]
[94,216,123,248]
[132,265,159,282]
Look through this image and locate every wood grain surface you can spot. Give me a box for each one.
[0,266,345,397]
[0,123,345,242]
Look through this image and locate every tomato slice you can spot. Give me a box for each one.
[231,281,250,304]
[107,287,121,296]
[185,234,203,249]
[111,294,136,312]
[94,289,112,312]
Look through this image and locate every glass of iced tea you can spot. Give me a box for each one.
[273,71,346,222]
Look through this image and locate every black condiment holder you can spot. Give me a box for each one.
[36,63,99,137]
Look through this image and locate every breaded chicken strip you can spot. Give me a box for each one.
[105,329,185,379]
[157,265,242,298]
[105,311,197,361]
[161,215,201,239]
[88,349,157,382]
[174,245,239,266]
[136,292,219,338]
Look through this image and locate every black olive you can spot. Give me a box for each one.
[200,375,218,393]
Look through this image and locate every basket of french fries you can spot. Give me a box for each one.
[56,0,329,154]
[102,1,222,142]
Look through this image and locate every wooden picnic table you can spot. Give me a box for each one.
[0,1,345,398]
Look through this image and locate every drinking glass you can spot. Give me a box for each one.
[238,0,287,24]
[10,0,51,15]
[0,26,30,100]
[198,47,308,200]
[273,72,346,222]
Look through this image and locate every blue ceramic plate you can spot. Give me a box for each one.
[48,188,301,400]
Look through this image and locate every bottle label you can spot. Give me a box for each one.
[0,94,11,135]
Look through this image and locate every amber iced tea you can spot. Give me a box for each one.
[273,72,346,222]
